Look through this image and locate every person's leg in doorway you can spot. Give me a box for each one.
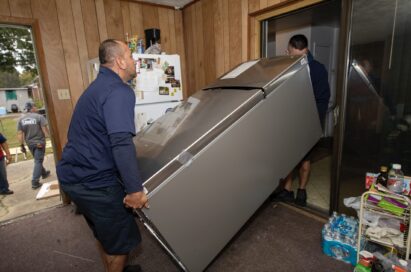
[0,158,13,195]
[272,159,311,206]
[29,145,43,188]
[274,172,295,202]
[295,160,310,207]
[29,145,49,189]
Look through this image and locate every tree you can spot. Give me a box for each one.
[0,71,21,88]
[0,26,37,76]
[19,70,36,86]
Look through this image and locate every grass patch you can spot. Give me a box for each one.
[0,115,21,148]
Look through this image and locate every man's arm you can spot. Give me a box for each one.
[109,132,148,209]
[1,142,12,164]
[41,125,49,138]
[17,130,26,154]
[17,130,24,145]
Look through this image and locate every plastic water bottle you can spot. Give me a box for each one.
[136,38,144,54]
[387,164,404,194]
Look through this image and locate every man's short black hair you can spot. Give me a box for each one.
[288,34,308,50]
[99,39,122,65]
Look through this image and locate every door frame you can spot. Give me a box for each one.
[329,0,352,213]
[249,0,325,59]
[0,16,67,203]
[249,0,353,214]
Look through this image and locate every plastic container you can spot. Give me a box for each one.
[387,164,404,194]
[136,38,144,54]
[322,213,358,266]
[376,166,388,187]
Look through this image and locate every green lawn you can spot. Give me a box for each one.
[0,114,54,163]
[0,115,21,148]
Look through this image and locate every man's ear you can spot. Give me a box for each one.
[116,56,127,70]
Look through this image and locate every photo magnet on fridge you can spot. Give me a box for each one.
[159,86,170,95]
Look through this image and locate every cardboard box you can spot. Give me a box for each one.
[36,180,60,200]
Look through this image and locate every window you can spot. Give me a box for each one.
[5,90,17,100]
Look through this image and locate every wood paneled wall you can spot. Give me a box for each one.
[182,0,291,95]
[0,0,316,156]
[0,0,186,157]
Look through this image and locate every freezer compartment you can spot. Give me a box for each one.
[138,61,322,271]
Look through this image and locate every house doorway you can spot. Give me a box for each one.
[0,24,60,223]
[260,0,341,213]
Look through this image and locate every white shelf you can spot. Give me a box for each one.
[357,190,411,261]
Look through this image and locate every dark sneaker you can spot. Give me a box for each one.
[273,189,294,203]
[42,170,51,179]
[0,190,14,195]
[123,264,142,272]
[295,189,307,207]
[32,183,41,190]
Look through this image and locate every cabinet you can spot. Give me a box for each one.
[357,190,411,261]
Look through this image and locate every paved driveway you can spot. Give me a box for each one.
[0,154,60,222]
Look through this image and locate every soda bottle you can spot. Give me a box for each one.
[376,166,388,187]
[387,164,404,194]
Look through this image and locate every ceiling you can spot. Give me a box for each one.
[131,0,195,9]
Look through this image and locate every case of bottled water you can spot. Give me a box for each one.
[322,212,359,265]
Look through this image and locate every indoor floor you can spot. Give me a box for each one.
[0,202,352,272]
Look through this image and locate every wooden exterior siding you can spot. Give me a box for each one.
[0,0,186,158]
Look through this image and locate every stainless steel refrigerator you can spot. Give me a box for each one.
[134,55,322,271]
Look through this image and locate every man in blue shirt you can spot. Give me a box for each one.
[0,133,13,195]
[274,34,331,207]
[57,39,148,272]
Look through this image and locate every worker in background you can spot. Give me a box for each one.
[17,101,50,190]
[273,34,330,207]
[0,133,13,195]
[57,39,148,272]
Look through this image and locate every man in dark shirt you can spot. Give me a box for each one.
[57,39,148,272]
[275,34,331,206]
[17,102,50,189]
[0,133,13,195]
